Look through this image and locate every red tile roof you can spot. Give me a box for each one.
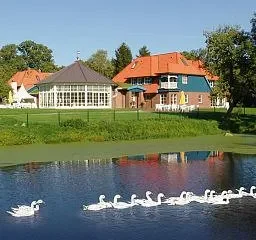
[144,84,159,94]
[9,69,52,90]
[113,52,219,82]
[189,59,219,81]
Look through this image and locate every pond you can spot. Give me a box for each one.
[0,151,256,239]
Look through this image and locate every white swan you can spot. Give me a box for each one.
[111,194,138,209]
[249,186,256,198]
[227,187,246,199]
[211,191,229,205]
[172,192,191,205]
[83,195,112,211]
[7,200,44,217]
[163,191,187,205]
[188,189,211,203]
[139,193,165,207]
[207,190,217,203]
[134,191,153,205]
[239,186,256,197]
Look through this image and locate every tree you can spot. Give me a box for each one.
[18,40,58,72]
[250,12,256,45]
[204,26,256,116]
[137,45,151,57]
[84,50,115,79]
[0,79,10,102]
[182,48,206,61]
[113,42,132,75]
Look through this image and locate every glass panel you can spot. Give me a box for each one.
[93,93,98,106]
[87,92,92,106]
[71,85,77,91]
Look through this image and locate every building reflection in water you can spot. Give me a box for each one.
[112,151,226,196]
[1,151,255,199]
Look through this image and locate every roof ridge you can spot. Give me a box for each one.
[77,61,89,82]
[50,61,76,80]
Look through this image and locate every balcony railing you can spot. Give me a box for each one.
[160,82,177,89]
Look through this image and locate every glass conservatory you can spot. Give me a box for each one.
[37,60,114,109]
[39,84,112,109]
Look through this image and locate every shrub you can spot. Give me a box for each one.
[60,119,87,129]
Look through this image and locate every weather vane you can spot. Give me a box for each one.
[76,50,81,60]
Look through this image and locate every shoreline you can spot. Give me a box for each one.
[0,134,255,167]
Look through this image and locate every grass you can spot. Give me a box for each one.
[0,134,255,167]
[0,107,255,147]
[0,117,221,145]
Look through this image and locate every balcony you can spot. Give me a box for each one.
[160,81,178,89]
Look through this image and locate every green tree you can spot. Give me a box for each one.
[0,44,26,80]
[84,50,114,79]
[137,45,151,57]
[204,26,256,116]
[0,79,11,102]
[182,48,206,61]
[113,42,132,74]
[250,12,256,45]
[18,40,58,72]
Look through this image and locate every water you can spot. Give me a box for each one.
[0,151,256,240]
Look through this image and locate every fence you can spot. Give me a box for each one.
[0,107,255,127]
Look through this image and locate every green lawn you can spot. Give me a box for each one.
[0,107,255,125]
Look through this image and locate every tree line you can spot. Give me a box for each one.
[0,41,150,100]
[1,13,256,113]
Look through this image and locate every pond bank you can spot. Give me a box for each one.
[0,134,255,167]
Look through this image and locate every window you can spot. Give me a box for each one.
[198,94,203,103]
[130,78,137,85]
[131,61,138,69]
[182,75,188,84]
[87,92,93,106]
[99,93,104,106]
[137,78,143,85]
[144,77,152,84]
[160,75,168,82]
[170,94,177,104]
[185,94,189,104]
[160,94,167,104]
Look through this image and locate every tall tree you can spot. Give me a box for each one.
[84,50,115,79]
[18,40,58,72]
[250,12,256,45]
[137,45,151,57]
[113,42,132,74]
[204,26,256,116]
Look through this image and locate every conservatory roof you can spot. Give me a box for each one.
[38,61,114,85]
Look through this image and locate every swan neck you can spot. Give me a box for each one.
[114,196,119,204]
[146,193,152,201]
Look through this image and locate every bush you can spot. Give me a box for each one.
[60,119,87,129]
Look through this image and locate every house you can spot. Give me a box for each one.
[9,69,51,90]
[113,52,225,110]
[37,61,114,109]
[8,69,51,107]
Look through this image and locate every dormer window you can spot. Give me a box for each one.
[131,61,138,69]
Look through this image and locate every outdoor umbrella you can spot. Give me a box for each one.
[179,91,185,105]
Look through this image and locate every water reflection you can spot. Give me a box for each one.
[0,151,256,240]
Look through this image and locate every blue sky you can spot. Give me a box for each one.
[0,0,254,66]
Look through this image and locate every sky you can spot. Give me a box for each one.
[0,0,255,66]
